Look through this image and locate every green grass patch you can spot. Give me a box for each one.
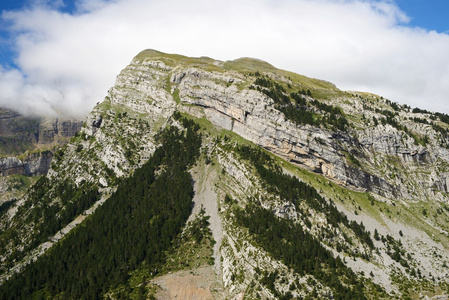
[172,88,180,104]
[133,49,223,73]
[163,209,215,272]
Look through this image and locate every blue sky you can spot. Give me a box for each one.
[0,0,448,116]
[0,0,77,13]
[0,1,23,67]
[396,0,449,33]
[1,1,447,32]
[1,0,27,11]
[0,0,77,67]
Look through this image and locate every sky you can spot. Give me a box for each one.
[0,0,448,117]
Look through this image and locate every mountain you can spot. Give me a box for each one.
[1,49,449,299]
[0,108,82,157]
[0,108,82,210]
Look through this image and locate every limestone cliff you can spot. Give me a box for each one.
[0,107,82,156]
[115,50,449,203]
[0,151,52,176]
[0,108,82,177]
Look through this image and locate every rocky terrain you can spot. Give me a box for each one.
[0,151,53,177]
[0,108,82,156]
[0,108,82,205]
[1,49,449,299]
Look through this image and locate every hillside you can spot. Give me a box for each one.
[1,49,449,299]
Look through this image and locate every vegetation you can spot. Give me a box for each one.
[213,141,380,297]
[0,178,100,271]
[0,115,202,299]
[436,112,449,125]
[236,205,366,299]
[251,74,349,131]
[235,144,374,250]
[0,199,16,219]
[3,49,449,300]
[163,207,215,273]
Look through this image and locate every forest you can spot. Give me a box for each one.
[0,177,100,273]
[236,205,366,300]
[0,115,202,299]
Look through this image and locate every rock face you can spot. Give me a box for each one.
[0,151,53,176]
[0,108,83,156]
[175,68,396,195]
[0,108,83,177]
[0,157,23,175]
[37,119,83,145]
[116,50,449,203]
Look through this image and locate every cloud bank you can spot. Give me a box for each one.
[1,0,449,117]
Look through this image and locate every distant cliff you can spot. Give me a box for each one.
[0,108,83,176]
[0,151,53,176]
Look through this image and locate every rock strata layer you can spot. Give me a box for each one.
[112,50,449,202]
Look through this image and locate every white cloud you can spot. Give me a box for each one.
[1,0,449,117]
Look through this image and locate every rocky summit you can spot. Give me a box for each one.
[1,49,449,299]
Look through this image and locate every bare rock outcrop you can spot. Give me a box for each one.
[0,108,83,155]
[0,151,53,176]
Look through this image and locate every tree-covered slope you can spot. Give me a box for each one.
[0,116,202,299]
